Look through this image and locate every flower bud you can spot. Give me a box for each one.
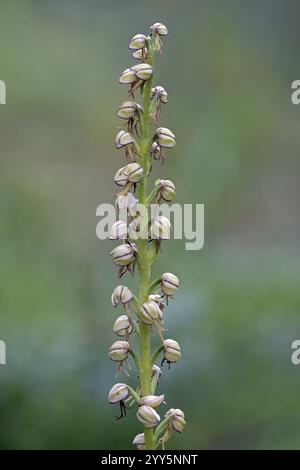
[111,285,133,307]
[155,179,175,202]
[152,364,162,378]
[114,163,143,186]
[151,141,162,160]
[114,166,128,187]
[132,48,148,60]
[115,193,138,211]
[115,130,134,149]
[127,217,140,238]
[119,67,137,84]
[113,315,133,337]
[157,308,163,323]
[117,100,140,120]
[150,23,168,53]
[128,208,148,239]
[156,127,176,148]
[111,243,136,266]
[139,310,152,325]
[165,408,186,433]
[125,162,144,183]
[172,409,186,433]
[129,34,147,50]
[161,272,179,296]
[108,383,129,404]
[110,221,128,240]
[150,215,171,239]
[131,63,153,81]
[151,86,168,104]
[137,405,160,428]
[140,300,161,325]
[163,339,181,363]
[151,364,162,391]
[128,204,139,218]
[148,294,164,309]
[150,22,168,36]
[109,340,130,362]
[140,394,165,408]
[132,433,145,449]
[152,364,162,376]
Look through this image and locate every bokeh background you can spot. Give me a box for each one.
[1,0,300,450]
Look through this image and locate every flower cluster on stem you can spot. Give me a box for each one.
[107,22,185,450]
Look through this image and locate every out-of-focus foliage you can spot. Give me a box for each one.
[0,0,300,449]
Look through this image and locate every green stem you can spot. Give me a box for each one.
[147,277,161,295]
[128,348,140,371]
[151,369,161,394]
[131,296,141,314]
[127,386,141,404]
[135,47,156,451]
[151,345,164,366]
[146,186,159,206]
[153,415,172,444]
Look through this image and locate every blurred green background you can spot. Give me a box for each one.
[1,0,300,450]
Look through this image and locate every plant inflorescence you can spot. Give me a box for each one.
[107,22,185,450]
